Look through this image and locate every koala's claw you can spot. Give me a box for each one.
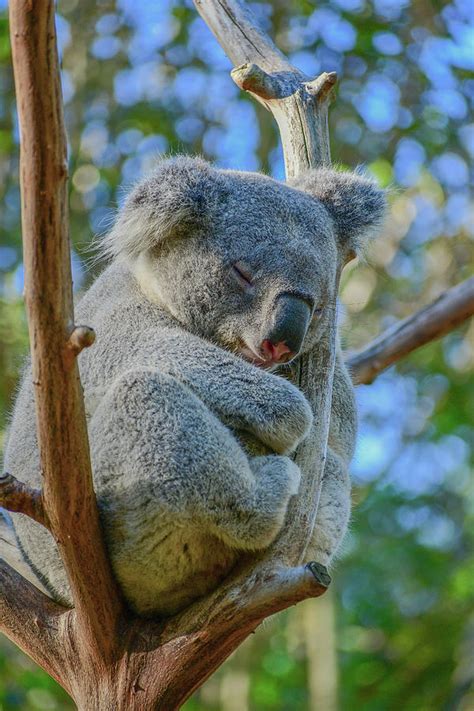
[285,457,302,496]
[255,390,313,455]
[307,561,331,588]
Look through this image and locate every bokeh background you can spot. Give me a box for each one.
[0,0,473,708]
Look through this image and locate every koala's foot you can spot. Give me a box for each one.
[305,447,352,569]
[238,454,301,549]
[305,529,334,569]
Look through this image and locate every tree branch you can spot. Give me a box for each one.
[347,277,474,384]
[195,0,337,566]
[0,559,66,688]
[8,0,123,659]
[0,473,48,529]
[124,562,330,710]
[194,0,293,72]
[195,0,333,173]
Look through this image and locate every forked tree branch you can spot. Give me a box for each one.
[8,0,123,658]
[348,277,474,384]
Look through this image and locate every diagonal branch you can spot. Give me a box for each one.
[8,0,124,659]
[196,0,333,173]
[122,561,331,709]
[347,277,474,384]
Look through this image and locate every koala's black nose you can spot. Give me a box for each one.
[261,293,312,363]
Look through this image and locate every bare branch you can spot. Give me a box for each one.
[0,473,48,529]
[195,0,334,173]
[348,277,474,384]
[0,558,66,688]
[231,62,283,99]
[9,0,124,657]
[306,71,338,101]
[195,0,337,567]
[196,1,338,570]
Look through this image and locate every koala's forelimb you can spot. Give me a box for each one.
[135,326,314,455]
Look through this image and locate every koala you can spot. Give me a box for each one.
[4,156,385,617]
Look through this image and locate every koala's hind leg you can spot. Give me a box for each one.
[88,369,301,566]
[305,448,351,567]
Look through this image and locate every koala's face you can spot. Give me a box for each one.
[141,186,339,368]
[105,158,385,369]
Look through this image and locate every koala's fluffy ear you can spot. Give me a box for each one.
[289,167,387,261]
[102,156,220,261]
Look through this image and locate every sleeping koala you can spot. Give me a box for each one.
[4,157,385,616]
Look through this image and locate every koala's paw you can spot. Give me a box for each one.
[245,455,302,548]
[257,384,313,455]
[277,456,302,496]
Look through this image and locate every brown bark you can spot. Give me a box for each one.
[0,473,48,528]
[8,0,124,661]
[0,559,66,686]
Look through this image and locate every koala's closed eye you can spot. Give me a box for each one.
[231,261,254,291]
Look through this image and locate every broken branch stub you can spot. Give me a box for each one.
[231,61,336,175]
[0,473,48,529]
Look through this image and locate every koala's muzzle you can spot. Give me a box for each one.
[261,293,312,364]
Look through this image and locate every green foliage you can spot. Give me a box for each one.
[0,638,73,710]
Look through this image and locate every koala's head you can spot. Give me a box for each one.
[104,156,386,368]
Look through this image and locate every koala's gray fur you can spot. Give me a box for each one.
[4,157,386,617]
